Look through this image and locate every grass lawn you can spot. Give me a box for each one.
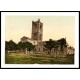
[5,53,74,64]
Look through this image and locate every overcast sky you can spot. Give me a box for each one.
[5,16,75,47]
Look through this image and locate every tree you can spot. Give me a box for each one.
[57,38,67,53]
[5,40,17,51]
[44,39,56,53]
[5,41,9,50]
[18,41,34,52]
[54,41,59,54]
[25,42,34,52]
[18,41,26,50]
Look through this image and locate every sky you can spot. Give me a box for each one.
[5,16,75,47]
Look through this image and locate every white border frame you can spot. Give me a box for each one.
[1,12,79,68]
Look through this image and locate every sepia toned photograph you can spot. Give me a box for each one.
[1,12,79,68]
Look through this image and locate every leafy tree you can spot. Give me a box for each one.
[18,41,34,52]
[18,41,26,50]
[26,42,34,52]
[5,41,9,50]
[44,39,57,53]
[54,41,59,54]
[57,38,67,53]
[5,40,17,51]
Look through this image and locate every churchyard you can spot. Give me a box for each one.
[5,53,74,64]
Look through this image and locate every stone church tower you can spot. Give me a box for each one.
[31,19,43,53]
[31,19,43,42]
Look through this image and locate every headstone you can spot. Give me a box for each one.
[25,48,27,54]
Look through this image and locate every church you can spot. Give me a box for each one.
[20,19,74,55]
